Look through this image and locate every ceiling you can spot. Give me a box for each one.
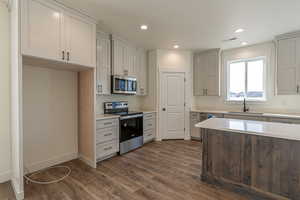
[58,0,300,51]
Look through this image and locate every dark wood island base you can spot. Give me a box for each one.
[201,128,300,200]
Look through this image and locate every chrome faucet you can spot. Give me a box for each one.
[243,98,249,113]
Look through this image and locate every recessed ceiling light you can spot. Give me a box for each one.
[241,42,248,45]
[140,25,148,30]
[173,45,180,49]
[235,28,244,33]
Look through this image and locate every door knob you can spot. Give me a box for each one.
[162,108,166,111]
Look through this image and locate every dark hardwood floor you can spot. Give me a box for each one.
[2,140,253,200]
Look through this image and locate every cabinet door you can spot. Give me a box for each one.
[127,47,137,77]
[277,38,298,95]
[136,50,147,96]
[122,45,130,76]
[112,39,125,75]
[22,0,64,61]
[193,54,206,96]
[65,12,96,68]
[138,50,148,96]
[205,51,220,96]
[96,35,111,95]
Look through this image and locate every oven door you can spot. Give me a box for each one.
[120,114,143,142]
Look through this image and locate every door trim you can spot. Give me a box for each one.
[158,71,186,140]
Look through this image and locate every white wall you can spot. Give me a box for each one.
[23,66,78,173]
[0,2,11,183]
[193,42,300,113]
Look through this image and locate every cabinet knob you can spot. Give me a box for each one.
[62,51,65,60]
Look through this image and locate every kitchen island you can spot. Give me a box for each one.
[196,118,300,200]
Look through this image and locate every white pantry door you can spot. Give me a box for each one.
[161,72,185,139]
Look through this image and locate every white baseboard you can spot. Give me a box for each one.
[24,152,78,174]
[0,170,11,183]
[184,137,191,140]
[79,154,96,168]
[11,178,24,200]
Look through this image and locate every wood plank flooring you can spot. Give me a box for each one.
[2,140,253,200]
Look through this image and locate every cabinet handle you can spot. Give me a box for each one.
[297,85,300,93]
[62,51,65,60]
[104,122,112,125]
[104,146,113,151]
[104,133,113,137]
[67,52,70,61]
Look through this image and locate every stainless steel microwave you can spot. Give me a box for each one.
[111,75,137,95]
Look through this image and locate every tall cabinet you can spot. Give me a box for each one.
[276,33,300,95]
[193,49,220,96]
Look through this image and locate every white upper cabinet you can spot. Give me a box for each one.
[137,49,147,96]
[193,49,220,96]
[111,36,137,77]
[21,0,96,68]
[22,0,64,61]
[112,38,124,75]
[96,32,111,95]
[276,35,300,95]
[65,12,96,67]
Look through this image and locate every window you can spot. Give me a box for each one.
[226,57,266,101]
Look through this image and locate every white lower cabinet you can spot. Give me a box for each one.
[143,112,156,143]
[96,118,119,161]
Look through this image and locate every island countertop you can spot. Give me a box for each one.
[196,118,300,141]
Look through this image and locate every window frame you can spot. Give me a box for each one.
[226,56,267,102]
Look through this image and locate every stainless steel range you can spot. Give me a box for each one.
[104,101,143,154]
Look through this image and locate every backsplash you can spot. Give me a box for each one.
[96,95,143,114]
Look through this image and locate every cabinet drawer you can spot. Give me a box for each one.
[96,140,118,159]
[96,127,118,144]
[96,119,118,129]
[144,113,155,120]
[144,118,155,131]
[144,129,155,142]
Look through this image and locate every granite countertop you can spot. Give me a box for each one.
[195,118,300,141]
[191,109,300,119]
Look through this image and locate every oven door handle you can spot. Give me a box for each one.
[120,114,143,120]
